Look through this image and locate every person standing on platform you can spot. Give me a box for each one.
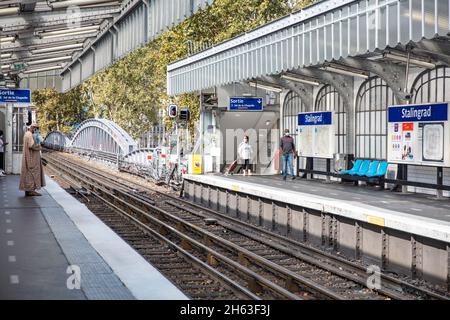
[238,135,253,176]
[0,130,8,177]
[280,128,297,181]
[19,124,46,196]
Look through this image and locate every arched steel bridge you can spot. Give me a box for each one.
[68,118,137,155]
[44,119,176,182]
[44,118,157,166]
[43,131,71,151]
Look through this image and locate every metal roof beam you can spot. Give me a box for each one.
[1,33,96,50]
[0,6,119,31]
[2,50,81,64]
[263,75,314,108]
[0,38,87,53]
[410,39,450,67]
[338,57,408,101]
[293,68,354,109]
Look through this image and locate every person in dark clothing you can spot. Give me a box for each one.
[280,128,296,181]
[0,130,7,176]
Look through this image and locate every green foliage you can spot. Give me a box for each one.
[32,87,93,136]
[33,0,315,140]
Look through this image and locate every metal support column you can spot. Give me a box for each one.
[437,167,444,199]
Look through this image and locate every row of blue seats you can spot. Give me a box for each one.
[337,159,388,178]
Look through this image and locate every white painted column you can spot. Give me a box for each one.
[5,103,13,174]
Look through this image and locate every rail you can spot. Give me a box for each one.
[42,151,450,300]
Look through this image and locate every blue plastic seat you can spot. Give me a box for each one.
[338,159,363,175]
[353,160,371,176]
[362,161,380,177]
[368,161,388,178]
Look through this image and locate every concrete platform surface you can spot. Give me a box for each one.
[0,175,188,300]
[184,174,450,243]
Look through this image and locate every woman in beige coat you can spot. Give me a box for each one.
[19,124,46,196]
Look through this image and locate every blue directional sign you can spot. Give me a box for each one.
[0,88,31,103]
[229,97,263,111]
[388,103,448,122]
[298,111,333,126]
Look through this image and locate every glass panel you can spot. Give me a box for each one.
[355,78,392,159]
[12,107,26,152]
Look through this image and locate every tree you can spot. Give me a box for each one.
[32,87,93,136]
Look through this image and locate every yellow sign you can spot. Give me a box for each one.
[367,216,385,227]
[191,154,202,174]
[231,185,241,192]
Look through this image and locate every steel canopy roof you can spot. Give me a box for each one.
[0,0,122,84]
[166,0,450,96]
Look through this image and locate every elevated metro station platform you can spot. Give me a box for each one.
[0,175,187,300]
[182,174,450,289]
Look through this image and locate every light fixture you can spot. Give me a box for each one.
[281,74,320,86]
[28,56,72,66]
[0,53,12,59]
[5,82,16,88]
[81,1,120,8]
[383,52,436,69]
[242,93,254,97]
[40,29,99,39]
[39,25,100,37]
[23,65,64,74]
[0,7,20,16]
[50,0,118,9]
[1,65,10,70]
[321,64,369,79]
[248,81,283,93]
[31,43,84,54]
[0,36,16,43]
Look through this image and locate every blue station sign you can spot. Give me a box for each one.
[229,97,263,111]
[0,88,31,103]
[388,103,448,123]
[298,111,333,126]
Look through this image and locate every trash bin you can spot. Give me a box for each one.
[333,153,348,172]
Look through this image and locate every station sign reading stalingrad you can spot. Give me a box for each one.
[0,88,31,103]
[229,97,263,111]
[388,103,448,122]
[298,111,333,126]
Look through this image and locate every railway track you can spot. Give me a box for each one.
[71,195,254,300]
[43,151,450,300]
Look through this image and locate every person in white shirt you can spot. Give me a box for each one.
[238,136,253,176]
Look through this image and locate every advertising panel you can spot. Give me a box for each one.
[297,111,335,159]
[387,102,450,167]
